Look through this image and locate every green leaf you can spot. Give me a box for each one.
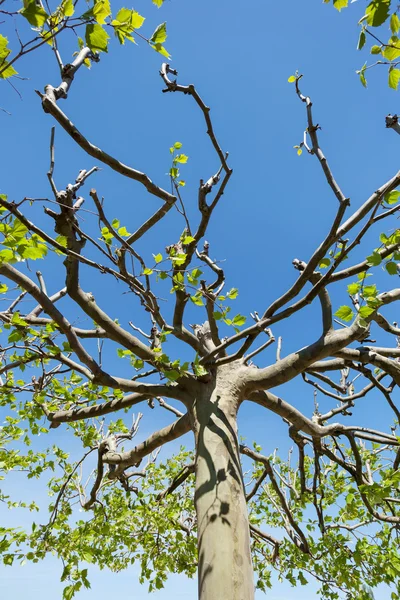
[193,363,208,377]
[363,284,377,297]
[380,232,389,245]
[357,271,372,280]
[366,0,390,27]
[232,314,246,327]
[357,30,366,50]
[11,312,28,326]
[170,253,186,266]
[111,8,145,43]
[191,268,202,279]
[63,585,75,600]
[370,44,382,54]
[152,0,163,6]
[130,10,145,28]
[190,294,204,306]
[132,358,144,370]
[386,261,398,274]
[347,282,360,295]
[359,305,375,318]
[8,329,24,343]
[61,0,74,17]
[3,554,14,566]
[383,37,400,61]
[153,253,163,264]
[0,61,17,79]
[143,268,153,275]
[358,63,367,88]
[21,0,49,27]
[174,154,188,164]
[389,65,400,90]
[117,226,131,237]
[164,369,181,382]
[152,43,170,59]
[82,551,94,563]
[22,245,47,260]
[391,13,400,34]
[287,75,296,83]
[227,288,239,300]
[182,236,195,245]
[114,7,131,25]
[150,22,167,44]
[334,305,354,322]
[92,0,111,25]
[366,251,382,266]
[85,24,109,53]
[2,218,28,246]
[333,0,348,11]
[117,348,132,358]
[0,36,17,79]
[187,268,202,285]
[298,572,308,586]
[384,190,400,204]
[366,296,382,308]
[0,282,8,293]
[173,142,182,149]
[319,258,331,269]
[0,248,17,264]
[101,226,114,245]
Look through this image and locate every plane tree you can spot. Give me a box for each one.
[1,2,400,600]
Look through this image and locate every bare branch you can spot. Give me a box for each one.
[37,53,176,204]
[157,462,195,500]
[246,468,268,502]
[295,75,347,204]
[103,413,192,477]
[156,397,184,418]
[244,330,275,364]
[160,63,230,173]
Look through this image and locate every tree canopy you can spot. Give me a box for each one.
[1,2,400,600]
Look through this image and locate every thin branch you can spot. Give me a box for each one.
[244,331,275,364]
[241,445,310,553]
[157,462,195,500]
[156,397,184,418]
[47,125,58,198]
[246,468,269,502]
[295,75,347,204]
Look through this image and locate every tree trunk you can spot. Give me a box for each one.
[191,372,254,600]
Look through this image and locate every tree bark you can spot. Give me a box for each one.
[191,367,254,600]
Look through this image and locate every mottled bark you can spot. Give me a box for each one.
[190,365,254,600]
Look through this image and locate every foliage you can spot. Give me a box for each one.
[0,0,169,81]
[326,0,400,89]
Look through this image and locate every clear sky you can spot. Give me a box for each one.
[0,0,399,598]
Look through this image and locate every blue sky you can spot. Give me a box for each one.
[0,0,399,597]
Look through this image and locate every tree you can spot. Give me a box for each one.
[1,2,400,600]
